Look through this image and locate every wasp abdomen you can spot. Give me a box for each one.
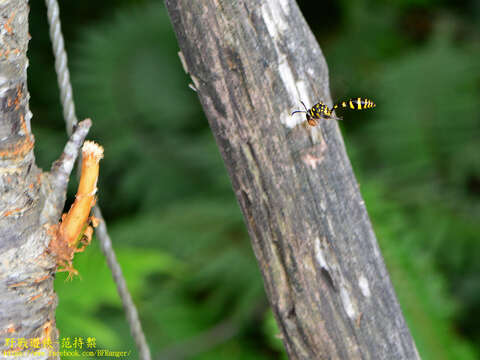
[334,98,376,110]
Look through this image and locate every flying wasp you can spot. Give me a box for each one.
[291,98,376,126]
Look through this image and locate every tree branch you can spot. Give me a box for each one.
[0,2,91,358]
[165,0,419,359]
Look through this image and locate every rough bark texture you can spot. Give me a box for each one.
[165,1,420,359]
[0,1,89,358]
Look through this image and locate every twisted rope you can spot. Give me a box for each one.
[44,1,151,359]
[45,0,77,134]
[93,206,152,360]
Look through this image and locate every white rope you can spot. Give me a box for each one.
[45,0,77,134]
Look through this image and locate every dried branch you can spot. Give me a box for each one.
[48,141,103,279]
[44,119,92,222]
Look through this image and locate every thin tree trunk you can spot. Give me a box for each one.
[165,1,419,359]
[0,1,89,359]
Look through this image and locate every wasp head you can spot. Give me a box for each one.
[306,111,317,126]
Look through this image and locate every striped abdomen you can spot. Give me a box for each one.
[333,98,376,110]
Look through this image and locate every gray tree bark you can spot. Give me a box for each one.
[165,0,420,359]
[0,1,90,359]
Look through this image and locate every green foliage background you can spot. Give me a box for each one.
[27,0,480,359]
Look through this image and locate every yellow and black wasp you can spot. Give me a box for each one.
[291,98,376,126]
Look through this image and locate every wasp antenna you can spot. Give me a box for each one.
[291,110,306,116]
[300,100,308,112]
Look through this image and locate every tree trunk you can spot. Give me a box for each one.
[165,1,419,359]
[0,1,89,358]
